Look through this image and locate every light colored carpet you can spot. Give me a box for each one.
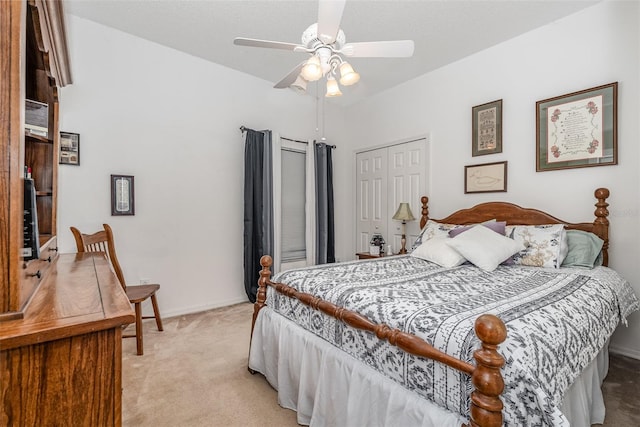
[122,302,640,427]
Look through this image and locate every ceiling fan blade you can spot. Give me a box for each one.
[341,40,415,58]
[317,0,346,44]
[274,61,306,88]
[234,37,301,51]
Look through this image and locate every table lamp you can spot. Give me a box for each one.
[392,203,415,254]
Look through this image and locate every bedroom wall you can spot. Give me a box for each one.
[342,1,640,358]
[57,15,346,317]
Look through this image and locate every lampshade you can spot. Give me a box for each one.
[392,203,415,221]
[325,75,342,97]
[339,61,360,86]
[290,74,307,94]
[301,55,322,81]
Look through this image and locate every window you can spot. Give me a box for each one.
[281,147,306,262]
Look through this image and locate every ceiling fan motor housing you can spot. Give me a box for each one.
[302,23,345,51]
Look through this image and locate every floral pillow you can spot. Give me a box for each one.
[508,224,568,268]
[410,220,465,252]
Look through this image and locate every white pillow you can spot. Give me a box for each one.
[447,225,525,272]
[411,237,466,268]
[410,220,466,252]
[509,224,567,268]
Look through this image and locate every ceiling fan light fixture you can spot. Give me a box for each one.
[290,74,308,94]
[301,55,323,81]
[339,61,360,86]
[325,75,342,97]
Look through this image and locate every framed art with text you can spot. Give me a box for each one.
[465,161,507,194]
[59,131,80,165]
[111,174,135,216]
[536,82,617,172]
[472,99,502,156]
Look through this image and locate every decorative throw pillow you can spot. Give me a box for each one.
[446,225,524,272]
[448,221,506,238]
[561,230,604,269]
[509,224,567,268]
[410,220,465,252]
[411,237,467,268]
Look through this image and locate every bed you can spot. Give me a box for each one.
[248,188,639,427]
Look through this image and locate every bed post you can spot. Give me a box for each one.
[594,188,610,267]
[251,255,272,338]
[420,196,429,229]
[469,314,507,427]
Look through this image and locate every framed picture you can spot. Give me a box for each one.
[111,175,135,216]
[59,131,80,165]
[472,99,502,156]
[465,161,507,194]
[536,82,617,172]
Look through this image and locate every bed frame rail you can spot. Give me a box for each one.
[252,255,507,427]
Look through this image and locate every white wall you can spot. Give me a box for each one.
[58,15,346,317]
[60,3,640,357]
[344,1,640,357]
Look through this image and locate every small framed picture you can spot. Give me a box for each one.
[536,82,617,172]
[465,161,507,194]
[111,175,135,216]
[472,99,502,156]
[59,131,80,165]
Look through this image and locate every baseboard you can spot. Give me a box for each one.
[143,296,250,320]
[609,343,640,360]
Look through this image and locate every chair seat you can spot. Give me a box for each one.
[126,284,160,303]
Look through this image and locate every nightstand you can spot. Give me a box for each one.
[356,252,398,260]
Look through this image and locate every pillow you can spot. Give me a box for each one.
[561,230,604,269]
[410,220,465,252]
[446,225,525,272]
[411,237,466,268]
[509,224,567,268]
[449,221,506,238]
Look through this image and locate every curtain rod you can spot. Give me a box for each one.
[240,127,336,148]
[314,140,337,149]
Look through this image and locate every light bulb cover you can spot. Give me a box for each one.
[325,76,342,97]
[290,74,307,94]
[339,62,360,86]
[301,55,322,81]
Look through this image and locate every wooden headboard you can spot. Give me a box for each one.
[418,188,610,266]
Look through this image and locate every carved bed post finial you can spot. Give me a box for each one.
[593,188,610,266]
[469,314,507,427]
[420,196,429,229]
[251,255,272,344]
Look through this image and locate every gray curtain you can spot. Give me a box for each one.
[243,129,273,302]
[314,142,335,264]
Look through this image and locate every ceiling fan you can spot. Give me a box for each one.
[233,0,415,97]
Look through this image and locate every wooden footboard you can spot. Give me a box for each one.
[251,255,507,427]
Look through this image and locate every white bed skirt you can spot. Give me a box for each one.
[249,307,609,427]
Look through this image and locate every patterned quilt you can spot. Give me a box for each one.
[267,256,639,426]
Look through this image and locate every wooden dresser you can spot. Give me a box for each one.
[0,253,135,426]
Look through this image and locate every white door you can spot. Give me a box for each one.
[355,138,428,257]
[387,139,428,253]
[355,147,388,253]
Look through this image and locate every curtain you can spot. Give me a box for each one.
[243,129,274,302]
[314,142,335,264]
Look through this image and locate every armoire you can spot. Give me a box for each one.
[1,1,134,425]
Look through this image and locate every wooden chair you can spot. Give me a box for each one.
[70,224,163,355]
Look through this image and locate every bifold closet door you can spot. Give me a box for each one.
[355,148,388,253]
[355,139,428,256]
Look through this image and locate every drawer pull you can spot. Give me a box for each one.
[30,270,41,279]
[49,246,59,252]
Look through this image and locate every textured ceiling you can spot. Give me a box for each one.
[65,0,599,106]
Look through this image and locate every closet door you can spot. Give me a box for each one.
[355,148,388,253]
[387,139,428,252]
